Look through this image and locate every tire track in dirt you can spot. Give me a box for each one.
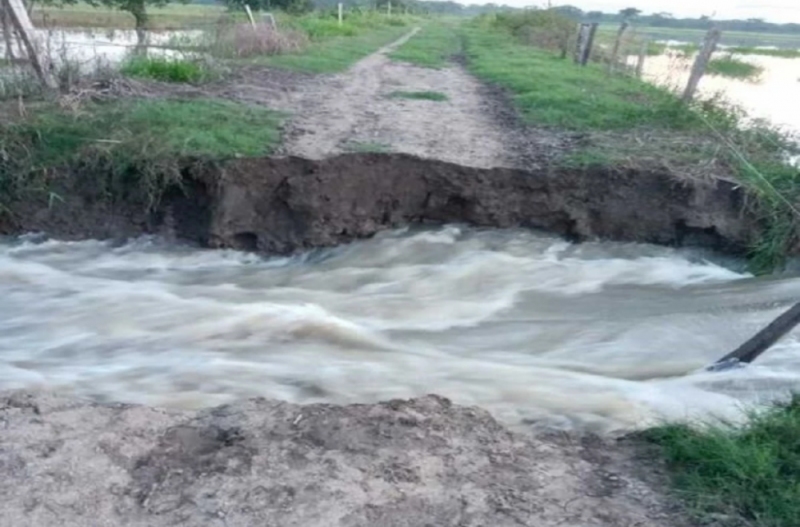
[278,28,568,169]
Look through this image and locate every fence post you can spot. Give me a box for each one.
[574,22,597,66]
[244,4,256,29]
[608,20,629,73]
[4,0,56,89]
[635,38,648,77]
[337,2,342,26]
[682,27,721,102]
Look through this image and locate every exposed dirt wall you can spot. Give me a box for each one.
[0,153,759,255]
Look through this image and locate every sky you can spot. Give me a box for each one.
[470,1,800,24]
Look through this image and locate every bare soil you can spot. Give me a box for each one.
[0,391,690,527]
[276,29,570,169]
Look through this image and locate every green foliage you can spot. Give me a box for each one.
[343,141,390,153]
[647,395,800,527]
[707,55,764,80]
[389,23,461,68]
[389,90,448,101]
[120,56,213,83]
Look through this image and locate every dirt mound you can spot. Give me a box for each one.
[0,391,687,527]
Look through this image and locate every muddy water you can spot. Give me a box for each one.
[3,226,800,433]
[640,51,800,134]
[0,28,202,72]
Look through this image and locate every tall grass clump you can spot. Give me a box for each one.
[120,55,214,83]
[707,55,764,81]
[646,394,800,527]
[212,22,308,58]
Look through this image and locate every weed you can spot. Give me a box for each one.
[707,55,764,81]
[646,394,800,527]
[212,22,308,58]
[120,56,214,83]
[388,90,448,101]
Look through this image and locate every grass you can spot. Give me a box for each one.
[388,90,448,101]
[120,56,214,83]
[647,395,800,527]
[389,22,461,68]
[256,22,411,73]
[707,56,764,80]
[462,24,696,131]
[0,99,281,209]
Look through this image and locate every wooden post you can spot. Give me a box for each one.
[682,27,721,102]
[707,301,800,371]
[4,0,56,89]
[574,22,597,66]
[337,2,342,26]
[635,38,648,77]
[608,20,629,73]
[262,12,277,30]
[244,4,256,29]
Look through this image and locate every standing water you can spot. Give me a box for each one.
[3,226,800,434]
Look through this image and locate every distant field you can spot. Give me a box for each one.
[597,24,800,49]
[33,3,226,29]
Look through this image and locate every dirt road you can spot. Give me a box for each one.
[277,28,567,169]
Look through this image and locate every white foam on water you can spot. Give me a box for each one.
[2,226,799,434]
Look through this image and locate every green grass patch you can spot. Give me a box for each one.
[707,56,764,80]
[647,395,800,527]
[461,25,697,131]
[388,90,448,101]
[0,99,282,208]
[389,23,461,68]
[120,56,214,83]
[257,24,410,73]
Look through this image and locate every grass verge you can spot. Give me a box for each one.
[388,90,448,101]
[32,2,225,30]
[0,99,281,209]
[388,22,461,68]
[646,395,800,527]
[707,56,764,80]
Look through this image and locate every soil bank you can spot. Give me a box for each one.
[0,153,759,257]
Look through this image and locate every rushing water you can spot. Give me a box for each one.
[3,226,800,433]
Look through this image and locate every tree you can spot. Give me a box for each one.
[585,10,603,21]
[618,7,640,20]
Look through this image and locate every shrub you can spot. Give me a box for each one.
[493,9,575,58]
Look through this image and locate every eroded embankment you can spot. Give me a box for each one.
[0,153,760,256]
